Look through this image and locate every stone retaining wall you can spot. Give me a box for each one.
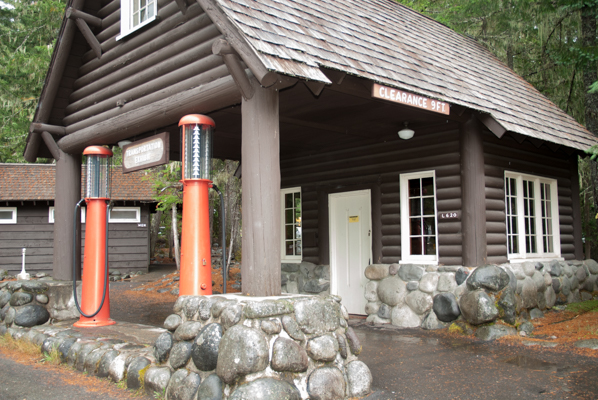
[0,280,80,327]
[364,260,598,336]
[152,294,371,399]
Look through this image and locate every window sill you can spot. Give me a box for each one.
[399,259,438,265]
[508,256,564,263]
[116,15,157,41]
[281,259,302,264]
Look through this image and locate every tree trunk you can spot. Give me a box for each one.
[582,4,598,135]
[172,204,181,269]
[150,209,163,258]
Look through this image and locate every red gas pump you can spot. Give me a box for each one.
[73,146,115,327]
[179,115,215,296]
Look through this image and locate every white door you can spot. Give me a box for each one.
[329,190,372,315]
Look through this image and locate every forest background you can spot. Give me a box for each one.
[2,0,598,260]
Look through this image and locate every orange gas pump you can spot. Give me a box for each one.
[179,115,215,296]
[73,146,115,327]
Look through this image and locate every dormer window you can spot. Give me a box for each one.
[117,0,157,40]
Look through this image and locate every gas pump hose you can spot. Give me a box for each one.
[211,184,227,294]
[72,198,110,318]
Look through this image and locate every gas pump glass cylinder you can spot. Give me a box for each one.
[181,114,214,180]
[85,146,113,199]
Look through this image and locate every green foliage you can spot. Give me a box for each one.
[565,299,598,313]
[0,0,66,162]
[400,0,594,124]
[147,162,183,212]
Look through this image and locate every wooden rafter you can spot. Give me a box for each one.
[212,38,254,100]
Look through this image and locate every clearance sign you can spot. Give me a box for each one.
[372,83,450,115]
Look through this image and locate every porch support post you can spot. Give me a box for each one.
[460,116,487,266]
[241,76,281,296]
[570,156,584,260]
[53,151,82,280]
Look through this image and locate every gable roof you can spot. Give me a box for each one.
[0,164,157,202]
[213,0,596,150]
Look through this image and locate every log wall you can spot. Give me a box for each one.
[483,132,578,263]
[56,0,226,139]
[281,124,463,266]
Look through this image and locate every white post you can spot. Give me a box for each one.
[18,248,30,280]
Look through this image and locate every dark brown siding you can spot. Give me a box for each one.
[0,206,54,272]
[483,132,577,262]
[281,124,462,266]
[0,204,151,274]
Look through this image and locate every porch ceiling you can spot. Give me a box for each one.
[204,75,465,161]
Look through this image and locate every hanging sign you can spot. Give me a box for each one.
[372,83,450,115]
[122,132,169,173]
[349,216,360,223]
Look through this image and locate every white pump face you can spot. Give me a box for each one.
[85,154,112,199]
[182,122,213,181]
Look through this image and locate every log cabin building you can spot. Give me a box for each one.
[22,0,598,302]
[0,163,156,275]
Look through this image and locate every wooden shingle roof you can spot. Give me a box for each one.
[0,164,156,201]
[215,0,597,150]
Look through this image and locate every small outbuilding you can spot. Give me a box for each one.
[23,0,598,312]
[0,163,156,275]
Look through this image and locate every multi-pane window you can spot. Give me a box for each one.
[281,187,302,261]
[0,207,16,224]
[132,0,155,28]
[118,0,157,40]
[400,171,438,263]
[504,172,560,259]
[109,207,141,223]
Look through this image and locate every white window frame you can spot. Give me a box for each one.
[400,171,439,264]
[49,207,86,224]
[109,207,141,223]
[117,0,157,41]
[281,187,302,263]
[504,171,561,262]
[0,207,17,224]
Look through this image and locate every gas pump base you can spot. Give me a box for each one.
[73,318,116,328]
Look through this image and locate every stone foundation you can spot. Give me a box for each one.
[0,280,80,327]
[281,262,331,295]
[364,260,598,336]
[152,294,372,399]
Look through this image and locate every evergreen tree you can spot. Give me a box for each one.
[0,0,65,163]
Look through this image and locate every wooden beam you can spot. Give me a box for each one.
[305,80,326,96]
[66,7,102,27]
[174,0,188,14]
[570,157,584,260]
[321,68,346,85]
[272,74,298,91]
[65,54,225,124]
[53,152,82,280]
[64,62,229,131]
[460,116,487,266]
[241,76,281,296]
[213,38,254,100]
[476,112,507,138]
[30,123,66,136]
[75,18,102,59]
[196,0,278,87]
[57,75,241,154]
[41,131,61,160]
[24,0,84,162]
